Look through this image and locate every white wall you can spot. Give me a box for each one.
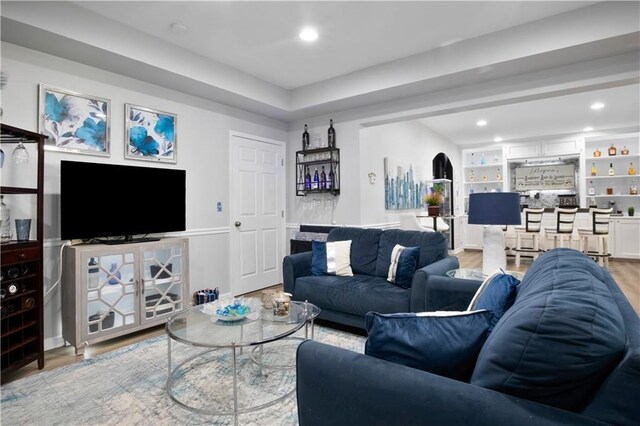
[360,121,460,226]
[1,42,287,349]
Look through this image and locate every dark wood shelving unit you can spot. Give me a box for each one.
[1,124,45,379]
[296,147,340,196]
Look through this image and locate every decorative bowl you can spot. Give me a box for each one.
[201,299,251,322]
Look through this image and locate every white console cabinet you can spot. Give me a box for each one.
[62,238,189,355]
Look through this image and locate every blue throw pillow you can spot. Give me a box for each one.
[365,310,492,382]
[467,271,520,330]
[311,240,353,276]
[387,244,420,289]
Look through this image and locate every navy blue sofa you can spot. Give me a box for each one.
[296,248,640,425]
[283,227,458,329]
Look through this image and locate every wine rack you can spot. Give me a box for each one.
[1,124,45,379]
[295,147,340,196]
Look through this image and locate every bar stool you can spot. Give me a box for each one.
[578,208,612,268]
[545,207,578,249]
[512,208,545,267]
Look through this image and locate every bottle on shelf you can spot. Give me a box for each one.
[470,153,475,166]
[0,195,11,241]
[482,174,487,181]
[320,166,327,189]
[608,163,615,176]
[469,170,475,182]
[593,148,601,157]
[483,186,488,193]
[591,163,597,176]
[304,166,311,190]
[493,152,499,163]
[328,164,334,189]
[327,119,335,148]
[313,168,320,189]
[480,153,486,165]
[621,146,630,155]
[588,181,595,196]
[628,162,635,175]
[496,168,501,180]
[302,124,310,151]
[630,182,638,195]
[608,144,617,156]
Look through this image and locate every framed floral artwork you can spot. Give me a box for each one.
[38,84,110,156]
[125,104,177,163]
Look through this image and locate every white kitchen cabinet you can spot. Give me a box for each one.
[612,218,640,259]
[506,139,580,160]
[61,238,189,355]
[461,216,484,250]
[506,143,542,159]
[541,140,581,157]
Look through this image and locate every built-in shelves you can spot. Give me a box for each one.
[588,175,640,179]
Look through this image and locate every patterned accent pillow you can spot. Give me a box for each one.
[311,240,353,276]
[387,244,421,288]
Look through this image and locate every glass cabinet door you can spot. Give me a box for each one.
[84,251,137,337]
[141,243,185,322]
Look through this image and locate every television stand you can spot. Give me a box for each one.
[99,236,161,245]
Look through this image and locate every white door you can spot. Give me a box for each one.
[229,132,285,296]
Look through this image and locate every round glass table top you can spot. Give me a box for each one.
[446,268,525,280]
[166,299,320,348]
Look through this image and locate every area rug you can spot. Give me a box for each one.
[0,325,366,425]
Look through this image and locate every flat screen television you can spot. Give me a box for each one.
[61,161,186,243]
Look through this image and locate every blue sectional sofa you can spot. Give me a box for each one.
[296,248,640,425]
[283,227,458,329]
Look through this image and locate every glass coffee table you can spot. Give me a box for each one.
[446,268,525,280]
[166,298,320,423]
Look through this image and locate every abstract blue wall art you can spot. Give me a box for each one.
[384,157,430,210]
[39,84,110,156]
[125,104,177,164]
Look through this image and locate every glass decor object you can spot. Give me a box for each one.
[608,144,617,156]
[628,162,636,175]
[14,218,31,241]
[480,153,486,165]
[88,257,100,290]
[0,195,11,242]
[327,119,335,148]
[621,146,630,155]
[593,148,601,157]
[12,141,29,164]
[591,163,597,176]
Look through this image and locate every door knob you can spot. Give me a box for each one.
[235,221,242,227]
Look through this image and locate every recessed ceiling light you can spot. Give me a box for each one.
[299,27,318,42]
[583,127,594,132]
[476,120,487,127]
[171,22,188,34]
[494,137,503,142]
[590,102,605,110]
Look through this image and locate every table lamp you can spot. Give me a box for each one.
[468,192,521,275]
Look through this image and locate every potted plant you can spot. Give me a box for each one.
[423,187,443,216]
[629,206,635,217]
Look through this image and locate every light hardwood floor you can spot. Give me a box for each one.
[2,251,638,385]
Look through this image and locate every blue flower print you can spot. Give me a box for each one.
[44,92,71,123]
[74,118,106,150]
[129,126,159,156]
[154,115,174,142]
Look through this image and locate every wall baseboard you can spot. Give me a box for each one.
[45,336,66,351]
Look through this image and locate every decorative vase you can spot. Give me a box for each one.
[427,205,440,216]
[107,263,121,285]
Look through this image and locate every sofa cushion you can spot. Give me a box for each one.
[471,248,627,412]
[327,227,382,276]
[311,240,353,276]
[375,229,448,278]
[467,271,520,331]
[294,274,409,317]
[387,245,420,289]
[365,310,492,382]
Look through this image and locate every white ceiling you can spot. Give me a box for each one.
[421,84,640,146]
[2,1,639,144]
[74,1,594,90]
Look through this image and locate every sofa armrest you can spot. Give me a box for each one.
[424,276,482,311]
[282,251,313,295]
[296,341,606,426]
[410,256,459,312]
